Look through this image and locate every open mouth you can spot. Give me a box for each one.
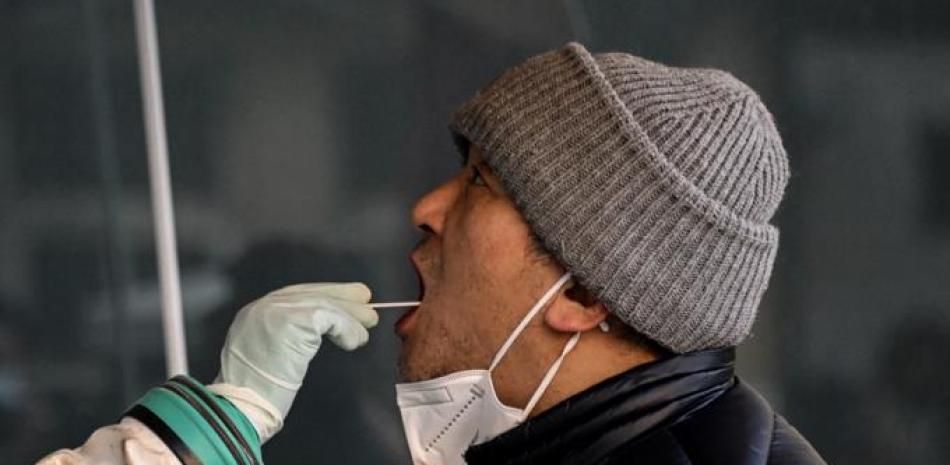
[395,264,425,338]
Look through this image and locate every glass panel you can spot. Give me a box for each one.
[4,1,948,464]
[1,0,165,460]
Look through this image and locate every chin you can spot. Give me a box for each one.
[395,333,428,382]
[396,353,430,383]
[395,355,413,383]
[396,332,457,383]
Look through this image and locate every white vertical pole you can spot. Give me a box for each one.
[132,0,189,377]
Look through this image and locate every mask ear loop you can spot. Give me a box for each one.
[489,272,573,372]
[521,331,581,417]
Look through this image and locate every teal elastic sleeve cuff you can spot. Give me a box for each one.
[124,375,264,465]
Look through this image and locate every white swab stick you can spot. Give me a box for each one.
[370,301,421,308]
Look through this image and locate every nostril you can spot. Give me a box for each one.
[418,223,436,235]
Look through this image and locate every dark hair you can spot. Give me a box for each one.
[524,229,554,264]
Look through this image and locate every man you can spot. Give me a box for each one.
[38,42,825,464]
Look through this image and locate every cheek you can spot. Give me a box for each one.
[436,197,531,320]
[452,197,536,293]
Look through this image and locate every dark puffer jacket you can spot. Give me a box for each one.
[464,349,826,465]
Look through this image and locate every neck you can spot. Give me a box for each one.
[531,331,659,416]
[492,329,660,417]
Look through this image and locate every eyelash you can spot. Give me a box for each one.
[470,166,487,186]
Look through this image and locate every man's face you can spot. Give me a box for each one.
[396,144,560,382]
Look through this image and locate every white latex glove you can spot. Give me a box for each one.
[215,282,378,440]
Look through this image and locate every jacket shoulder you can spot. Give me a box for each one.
[767,414,826,465]
[660,380,825,465]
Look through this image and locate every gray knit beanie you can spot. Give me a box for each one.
[449,42,789,353]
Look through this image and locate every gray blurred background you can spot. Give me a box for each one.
[2,0,949,463]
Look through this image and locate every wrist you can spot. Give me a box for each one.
[218,346,300,418]
[207,383,284,443]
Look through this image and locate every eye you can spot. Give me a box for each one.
[470,166,487,187]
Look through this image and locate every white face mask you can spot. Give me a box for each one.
[395,273,580,465]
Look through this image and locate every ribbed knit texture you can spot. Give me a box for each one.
[449,42,788,353]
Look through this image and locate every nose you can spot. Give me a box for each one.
[411,175,460,237]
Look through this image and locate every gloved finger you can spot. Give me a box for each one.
[269,282,371,301]
[327,299,379,329]
[259,293,378,323]
[268,282,372,303]
[322,312,371,351]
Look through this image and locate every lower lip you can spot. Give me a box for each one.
[395,306,419,337]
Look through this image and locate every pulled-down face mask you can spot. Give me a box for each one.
[396,273,579,465]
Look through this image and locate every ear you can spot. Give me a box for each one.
[543,281,609,333]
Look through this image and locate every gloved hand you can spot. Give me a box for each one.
[210,282,378,442]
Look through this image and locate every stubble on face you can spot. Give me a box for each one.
[398,238,490,382]
[397,148,549,383]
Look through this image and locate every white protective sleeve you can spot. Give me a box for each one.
[33,383,278,465]
[34,417,181,465]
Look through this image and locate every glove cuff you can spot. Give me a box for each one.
[124,375,264,465]
[207,383,284,443]
[218,347,299,418]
